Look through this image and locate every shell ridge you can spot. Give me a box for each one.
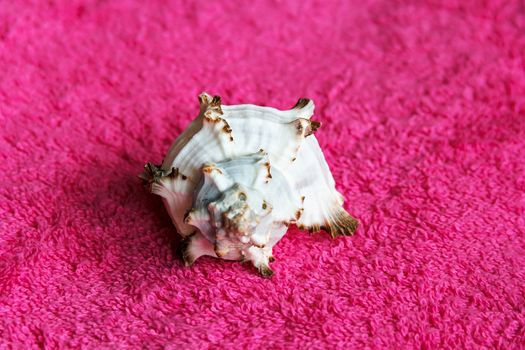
[323,206,359,237]
[222,97,314,123]
[171,114,235,180]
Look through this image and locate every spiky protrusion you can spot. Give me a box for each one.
[199,92,223,117]
[178,234,194,266]
[138,163,166,185]
[299,207,359,238]
[323,208,359,238]
[179,232,217,266]
[258,265,274,278]
[293,98,311,110]
[295,118,322,138]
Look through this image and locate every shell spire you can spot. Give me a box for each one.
[141,93,358,276]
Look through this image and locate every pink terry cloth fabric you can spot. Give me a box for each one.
[1,0,525,348]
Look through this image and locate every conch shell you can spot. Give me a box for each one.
[141,93,358,276]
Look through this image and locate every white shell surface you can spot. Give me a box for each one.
[142,93,358,276]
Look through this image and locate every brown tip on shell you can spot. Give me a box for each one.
[293,98,311,110]
[209,96,223,115]
[258,265,274,278]
[262,201,267,210]
[211,95,221,107]
[183,209,194,223]
[139,162,167,185]
[213,242,227,258]
[296,120,305,135]
[169,167,179,178]
[308,224,321,234]
[322,208,359,238]
[303,120,321,137]
[198,92,209,105]
[295,119,321,138]
[178,233,196,267]
[221,120,234,142]
[295,208,304,220]
[203,113,220,122]
[301,196,305,203]
[308,120,321,135]
[202,164,221,174]
[269,256,275,263]
[263,162,272,179]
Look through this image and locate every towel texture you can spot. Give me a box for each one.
[1,0,524,348]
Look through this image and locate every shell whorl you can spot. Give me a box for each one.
[141,92,358,276]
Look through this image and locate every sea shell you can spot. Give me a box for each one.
[141,93,358,276]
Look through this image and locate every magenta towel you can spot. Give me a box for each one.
[1,0,524,348]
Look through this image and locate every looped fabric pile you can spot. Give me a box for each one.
[0,0,524,348]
